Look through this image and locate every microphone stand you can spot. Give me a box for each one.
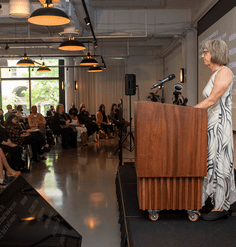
[161,85,165,103]
[114,95,135,155]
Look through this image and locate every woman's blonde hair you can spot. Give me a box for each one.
[202,39,229,65]
[56,104,64,112]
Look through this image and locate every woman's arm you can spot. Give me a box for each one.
[195,68,232,109]
[96,112,102,125]
[105,112,110,123]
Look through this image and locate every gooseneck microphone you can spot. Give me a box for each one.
[151,74,175,89]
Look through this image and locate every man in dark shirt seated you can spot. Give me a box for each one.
[46,105,55,117]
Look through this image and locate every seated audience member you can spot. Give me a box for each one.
[46,105,55,117]
[96,104,113,139]
[16,105,28,124]
[117,103,130,132]
[5,115,46,162]
[0,109,4,126]
[0,122,24,171]
[52,104,77,149]
[0,148,21,187]
[28,106,46,136]
[69,112,88,146]
[4,104,13,121]
[17,114,50,153]
[110,103,119,127]
[79,103,90,116]
[69,102,78,116]
[78,105,104,142]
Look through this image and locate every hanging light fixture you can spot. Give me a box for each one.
[37,62,51,72]
[59,37,86,51]
[9,0,30,18]
[88,65,103,73]
[80,52,98,66]
[28,0,70,26]
[17,53,35,66]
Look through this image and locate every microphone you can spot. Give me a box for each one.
[151,74,175,89]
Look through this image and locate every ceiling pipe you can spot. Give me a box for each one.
[81,0,97,46]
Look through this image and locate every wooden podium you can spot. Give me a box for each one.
[134,101,207,212]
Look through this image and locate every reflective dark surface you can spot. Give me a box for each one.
[0,175,82,246]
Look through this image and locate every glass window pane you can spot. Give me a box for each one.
[31,80,59,116]
[2,80,30,115]
[1,60,29,78]
[31,59,59,78]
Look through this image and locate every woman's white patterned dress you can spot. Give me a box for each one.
[202,66,236,210]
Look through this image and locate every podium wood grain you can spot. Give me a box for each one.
[134,102,207,210]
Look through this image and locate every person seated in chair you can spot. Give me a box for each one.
[5,115,46,162]
[110,103,120,127]
[15,105,28,124]
[4,104,13,122]
[0,148,21,187]
[69,102,78,116]
[78,105,104,142]
[117,103,130,133]
[0,122,25,171]
[46,105,55,117]
[69,112,88,146]
[28,106,46,137]
[52,104,77,149]
[0,109,4,126]
[96,104,113,139]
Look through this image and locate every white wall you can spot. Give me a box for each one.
[66,36,198,118]
[163,45,184,104]
[163,32,198,106]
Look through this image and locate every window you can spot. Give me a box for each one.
[1,59,61,117]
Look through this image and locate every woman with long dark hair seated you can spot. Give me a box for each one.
[0,122,25,171]
[5,114,44,162]
[96,104,113,139]
[52,104,77,149]
[78,105,104,142]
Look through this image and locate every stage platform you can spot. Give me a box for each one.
[116,163,236,247]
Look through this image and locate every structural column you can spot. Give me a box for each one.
[185,30,197,106]
[65,58,75,112]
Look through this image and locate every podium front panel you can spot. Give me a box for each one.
[134,101,207,178]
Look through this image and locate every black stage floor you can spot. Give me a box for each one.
[116,163,236,247]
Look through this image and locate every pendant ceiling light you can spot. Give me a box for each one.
[59,37,86,51]
[17,53,35,66]
[28,0,70,26]
[88,65,103,73]
[9,0,30,18]
[80,52,98,66]
[37,62,51,72]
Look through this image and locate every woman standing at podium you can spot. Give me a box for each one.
[195,39,236,220]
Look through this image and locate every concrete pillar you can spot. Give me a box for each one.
[185,30,197,107]
[65,58,75,112]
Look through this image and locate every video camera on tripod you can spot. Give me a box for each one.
[172,83,188,106]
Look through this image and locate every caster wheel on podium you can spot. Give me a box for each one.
[187,213,199,222]
[148,212,159,221]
